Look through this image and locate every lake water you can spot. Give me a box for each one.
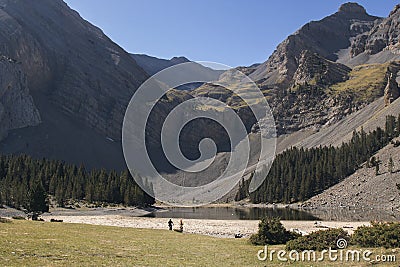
[144,207,319,221]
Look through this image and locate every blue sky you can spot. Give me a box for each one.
[64,1,399,67]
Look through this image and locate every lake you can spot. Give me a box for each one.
[144,206,319,220]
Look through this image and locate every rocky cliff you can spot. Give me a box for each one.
[0,0,150,169]
[0,56,40,140]
[0,0,148,140]
[351,5,400,58]
[292,50,351,86]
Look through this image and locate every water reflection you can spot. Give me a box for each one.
[305,208,400,222]
[143,207,319,221]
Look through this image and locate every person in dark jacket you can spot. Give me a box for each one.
[168,219,173,230]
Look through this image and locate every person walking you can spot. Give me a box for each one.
[168,219,174,231]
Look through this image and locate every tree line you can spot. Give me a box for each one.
[236,114,400,203]
[0,155,154,211]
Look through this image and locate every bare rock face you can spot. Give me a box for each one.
[249,2,380,87]
[0,56,40,140]
[351,4,400,57]
[293,50,351,86]
[0,0,148,141]
[0,0,151,170]
[384,72,400,106]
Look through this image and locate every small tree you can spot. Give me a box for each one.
[375,157,381,175]
[388,157,394,173]
[25,182,49,217]
[250,217,300,245]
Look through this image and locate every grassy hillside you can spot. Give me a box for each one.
[329,62,390,102]
[0,220,399,266]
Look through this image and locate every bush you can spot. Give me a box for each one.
[250,217,300,245]
[286,228,349,251]
[352,221,400,249]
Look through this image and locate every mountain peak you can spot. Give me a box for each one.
[338,2,367,15]
[170,56,190,64]
[389,4,400,17]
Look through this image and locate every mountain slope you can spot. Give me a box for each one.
[0,0,148,139]
[0,0,148,169]
[0,56,40,140]
[303,135,400,217]
[249,3,380,86]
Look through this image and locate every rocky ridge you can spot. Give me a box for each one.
[248,3,380,86]
[351,5,400,58]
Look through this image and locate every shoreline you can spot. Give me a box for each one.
[0,205,391,238]
[38,214,370,238]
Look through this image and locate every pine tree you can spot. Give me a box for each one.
[388,157,394,174]
[375,158,380,176]
[26,181,49,214]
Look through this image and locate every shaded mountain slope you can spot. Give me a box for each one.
[0,0,148,169]
[0,56,40,140]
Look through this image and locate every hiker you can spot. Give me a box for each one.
[168,219,173,230]
[179,219,184,232]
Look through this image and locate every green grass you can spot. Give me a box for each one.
[0,220,398,266]
[329,63,389,102]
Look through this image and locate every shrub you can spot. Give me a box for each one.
[352,221,400,249]
[250,217,300,245]
[286,228,349,251]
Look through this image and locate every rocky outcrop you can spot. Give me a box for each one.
[351,4,400,57]
[384,73,400,106]
[0,56,40,140]
[293,50,351,86]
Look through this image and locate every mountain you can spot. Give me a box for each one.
[248,2,381,86]
[0,0,148,169]
[131,53,223,90]
[192,3,400,135]
[344,4,400,66]
[131,54,190,76]
[0,0,400,206]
